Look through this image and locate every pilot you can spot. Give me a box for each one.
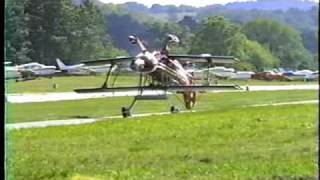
[159,48,170,65]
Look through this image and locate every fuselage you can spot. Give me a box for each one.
[130,50,193,86]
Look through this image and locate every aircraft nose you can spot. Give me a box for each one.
[130,58,145,71]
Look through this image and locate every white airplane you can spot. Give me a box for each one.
[56,58,117,75]
[191,66,253,80]
[229,71,255,80]
[18,62,57,76]
[282,69,314,81]
[208,66,236,79]
[305,71,318,81]
[56,58,93,75]
[4,61,21,79]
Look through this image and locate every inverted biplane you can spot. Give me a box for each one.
[75,34,242,117]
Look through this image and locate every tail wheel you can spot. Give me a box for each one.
[170,106,180,113]
[183,92,196,110]
[121,107,131,118]
[190,92,197,108]
[185,101,192,110]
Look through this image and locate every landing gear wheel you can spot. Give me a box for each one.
[121,107,131,118]
[170,106,180,113]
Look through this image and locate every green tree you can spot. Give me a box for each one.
[6,0,125,65]
[243,19,313,69]
[5,0,32,64]
[23,0,65,64]
[190,16,242,56]
[190,16,279,71]
[242,39,279,71]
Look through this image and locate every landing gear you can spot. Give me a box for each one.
[170,106,180,113]
[121,107,132,118]
[183,91,197,110]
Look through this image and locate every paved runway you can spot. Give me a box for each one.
[6,84,318,103]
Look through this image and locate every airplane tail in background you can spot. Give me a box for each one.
[56,58,67,70]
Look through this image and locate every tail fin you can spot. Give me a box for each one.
[56,58,66,70]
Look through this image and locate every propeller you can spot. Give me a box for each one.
[167,34,180,44]
[128,35,137,44]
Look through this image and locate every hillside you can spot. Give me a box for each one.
[95,0,318,55]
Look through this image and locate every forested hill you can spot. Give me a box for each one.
[120,0,318,14]
[5,0,319,71]
[225,0,317,11]
[106,0,318,55]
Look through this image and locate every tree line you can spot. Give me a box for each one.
[5,0,126,65]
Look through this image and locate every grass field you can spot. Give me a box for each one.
[6,104,317,180]
[6,90,317,123]
[5,75,318,93]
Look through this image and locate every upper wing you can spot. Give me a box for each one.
[81,56,135,65]
[74,84,242,93]
[168,54,239,64]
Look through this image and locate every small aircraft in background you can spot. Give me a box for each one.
[56,58,93,75]
[56,58,117,76]
[12,62,59,81]
[4,61,21,79]
[75,34,242,117]
[192,66,236,80]
[18,62,57,75]
[282,69,315,81]
[5,61,58,81]
[229,71,255,80]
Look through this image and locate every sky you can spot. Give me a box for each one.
[99,0,319,7]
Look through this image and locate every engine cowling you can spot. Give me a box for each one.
[130,52,159,73]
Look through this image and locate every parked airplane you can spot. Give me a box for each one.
[229,71,255,80]
[305,71,318,81]
[56,58,93,75]
[56,58,116,75]
[252,71,290,81]
[18,62,57,76]
[15,62,59,81]
[193,67,254,80]
[282,69,314,81]
[4,61,21,79]
[208,66,236,79]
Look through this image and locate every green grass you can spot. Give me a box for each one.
[5,75,317,93]
[6,90,317,123]
[7,104,317,179]
[6,75,140,93]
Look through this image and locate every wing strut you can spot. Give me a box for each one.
[206,59,212,85]
[110,68,120,88]
[101,62,115,88]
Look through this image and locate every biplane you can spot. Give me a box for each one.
[74,34,242,117]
